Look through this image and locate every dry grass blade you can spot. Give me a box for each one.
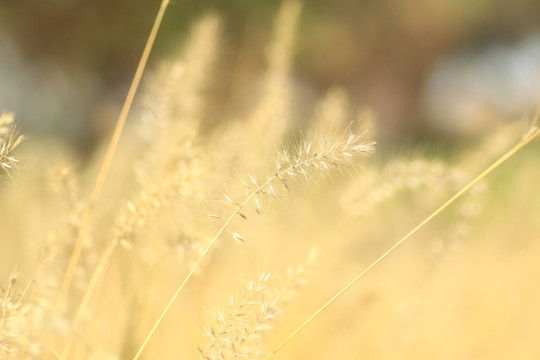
[54,0,171,358]
[264,125,540,359]
[58,0,171,305]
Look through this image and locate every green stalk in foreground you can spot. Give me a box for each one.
[264,125,540,359]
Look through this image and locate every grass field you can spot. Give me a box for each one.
[1,1,539,359]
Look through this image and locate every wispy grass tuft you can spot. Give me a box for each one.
[0,113,24,181]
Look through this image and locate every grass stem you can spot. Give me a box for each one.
[58,0,171,305]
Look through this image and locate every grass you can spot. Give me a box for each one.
[1,1,540,359]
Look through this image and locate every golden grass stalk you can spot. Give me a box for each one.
[58,0,171,305]
[264,125,540,359]
[53,1,171,358]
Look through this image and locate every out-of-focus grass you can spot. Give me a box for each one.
[1,1,539,359]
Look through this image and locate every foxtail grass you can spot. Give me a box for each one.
[264,125,540,359]
[2,1,540,359]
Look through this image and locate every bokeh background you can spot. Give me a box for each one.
[1,0,540,154]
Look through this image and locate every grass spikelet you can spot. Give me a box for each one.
[0,272,27,358]
[341,158,448,217]
[198,272,274,360]
[280,130,374,178]
[0,113,24,181]
[137,14,220,186]
[0,272,43,359]
[224,129,375,240]
[199,252,315,360]
[114,159,204,251]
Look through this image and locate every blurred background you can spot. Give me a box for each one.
[1,0,540,154]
